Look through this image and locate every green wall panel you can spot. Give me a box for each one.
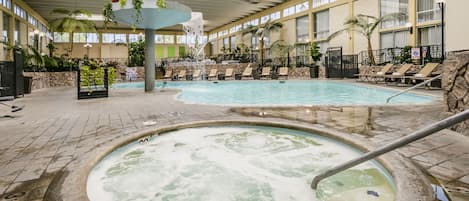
[179,46,186,57]
[167,46,176,58]
[156,46,165,59]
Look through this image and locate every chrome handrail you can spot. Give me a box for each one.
[311,109,469,189]
[386,74,442,103]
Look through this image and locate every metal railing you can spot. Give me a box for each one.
[311,109,469,189]
[386,74,442,103]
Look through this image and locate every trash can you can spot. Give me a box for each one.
[24,76,32,94]
[310,66,319,78]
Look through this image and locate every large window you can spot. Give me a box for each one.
[2,13,10,43]
[223,37,229,48]
[261,15,270,24]
[155,35,174,44]
[1,0,11,9]
[417,0,441,23]
[380,31,409,49]
[312,0,336,8]
[252,36,259,50]
[380,0,408,28]
[13,4,26,19]
[129,33,144,42]
[270,11,281,21]
[209,33,217,41]
[418,25,441,46]
[73,33,98,43]
[53,32,69,43]
[102,33,126,43]
[14,19,20,45]
[283,6,295,17]
[296,16,309,43]
[176,35,186,44]
[314,10,329,40]
[295,2,309,13]
[28,15,37,26]
[230,36,237,49]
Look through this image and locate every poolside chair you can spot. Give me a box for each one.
[278,67,289,80]
[193,69,201,80]
[178,70,186,80]
[163,69,172,80]
[367,63,394,82]
[406,63,441,87]
[208,69,218,80]
[225,68,234,80]
[125,67,137,81]
[384,64,414,85]
[260,67,271,80]
[241,66,253,80]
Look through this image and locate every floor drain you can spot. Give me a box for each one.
[4,192,26,200]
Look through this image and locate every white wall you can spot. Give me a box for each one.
[329,4,351,54]
[445,0,469,52]
[353,0,380,54]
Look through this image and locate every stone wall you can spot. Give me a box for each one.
[443,51,469,135]
[23,72,77,90]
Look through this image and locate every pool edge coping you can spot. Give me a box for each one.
[46,119,435,201]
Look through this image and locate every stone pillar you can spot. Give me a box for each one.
[443,51,469,135]
[144,29,156,92]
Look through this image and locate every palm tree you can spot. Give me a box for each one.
[49,9,97,58]
[327,13,404,65]
[241,20,283,66]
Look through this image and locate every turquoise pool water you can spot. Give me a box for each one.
[113,81,434,106]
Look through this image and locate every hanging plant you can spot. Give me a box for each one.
[103,2,117,29]
[132,0,144,24]
[157,0,167,8]
[119,0,127,8]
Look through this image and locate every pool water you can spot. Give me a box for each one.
[114,81,434,106]
[87,126,395,201]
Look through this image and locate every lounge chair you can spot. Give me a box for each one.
[384,64,414,85]
[278,67,289,80]
[208,69,218,80]
[405,63,441,86]
[260,67,271,80]
[225,68,234,80]
[125,67,138,81]
[242,66,253,80]
[193,69,201,80]
[366,63,394,82]
[163,69,172,80]
[178,70,186,80]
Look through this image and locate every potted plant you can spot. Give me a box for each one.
[308,42,322,78]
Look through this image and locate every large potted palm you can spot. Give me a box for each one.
[49,9,97,58]
[309,42,322,78]
[327,13,404,65]
[241,20,283,66]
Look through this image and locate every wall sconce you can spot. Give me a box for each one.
[84,43,93,57]
[33,29,40,35]
[406,22,413,34]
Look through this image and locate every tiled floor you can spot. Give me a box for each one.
[0,85,468,201]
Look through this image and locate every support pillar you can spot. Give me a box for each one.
[144,29,156,92]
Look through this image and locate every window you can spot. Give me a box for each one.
[417,0,441,23]
[218,30,228,37]
[2,13,10,44]
[155,35,174,44]
[380,31,409,49]
[28,15,37,26]
[314,10,329,39]
[295,2,309,13]
[14,4,26,19]
[418,25,441,46]
[312,0,336,8]
[252,36,259,50]
[296,16,309,43]
[250,19,259,26]
[230,36,237,49]
[209,33,217,41]
[14,19,20,45]
[261,15,270,24]
[73,33,98,43]
[53,32,69,43]
[223,37,229,48]
[283,6,295,17]
[270,11,281,21]
[380,0,409,28]
[176,35,186,44]
[102,33,127,43]
[1,0,11,9]
[129,34,144,42]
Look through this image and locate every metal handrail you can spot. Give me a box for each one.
[311,109,469,189]
[386,74,442,103]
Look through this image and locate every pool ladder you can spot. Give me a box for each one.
[386,75,442,103]
[311,109,469,189]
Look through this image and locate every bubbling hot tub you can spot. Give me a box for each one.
[86,126,395,201]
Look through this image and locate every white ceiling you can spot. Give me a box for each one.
[23,0,288,31]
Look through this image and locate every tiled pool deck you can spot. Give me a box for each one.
[0,82,468,201]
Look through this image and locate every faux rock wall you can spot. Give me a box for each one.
[23,72,77,90]
[443,51,469,135]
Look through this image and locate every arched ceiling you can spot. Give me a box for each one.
[22,0,288,31]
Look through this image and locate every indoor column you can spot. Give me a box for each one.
[144,29,156,92]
